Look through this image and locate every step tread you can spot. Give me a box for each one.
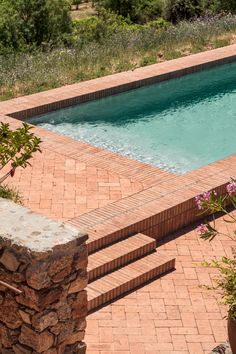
[87,252,175,309]
[88,233,156,281]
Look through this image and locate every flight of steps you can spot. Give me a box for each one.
[87,232,175,312]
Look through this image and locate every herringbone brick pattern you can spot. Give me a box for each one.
[85,214,235,354]
[7,148,144,221]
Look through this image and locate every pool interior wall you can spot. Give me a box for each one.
[29,61,236,174]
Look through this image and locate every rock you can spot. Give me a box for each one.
[48,255,72,278]
[75,319,86,331]
[31,311,58,332]
[26,263,51,290]
[73,245,88,270]
[70,291,87,319]
[68,276,87,294]
[210,342,232,354]
[64,331,85,346]
[51,321,75,344]
[2,349,15,354]
[42,349,57,354]
[17,285,63,311]
[0,297,23,329]
[0,326,12,348]
[77,342,86,354]
[19,325,54,353]
[52,302,71,321]
[19,310,31,325]
[0,292,4,304]
[0,250,20,272]
[51,266,72,283]
[13,343,33,354]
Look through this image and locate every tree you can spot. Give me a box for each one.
[72,0,82,10]
[93,0,163,23]
[0,0,72,50]
[164,0,203,23]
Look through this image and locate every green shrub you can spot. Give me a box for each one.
[0,0,72,52]
[1,14,236,100]
[0,122,41,185]
[146,17,171,29]
[164,0,203,23]
[72,8,131,43]
[0,184,23,204]
[93,0,164,23]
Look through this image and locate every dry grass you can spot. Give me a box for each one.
[70,2,96,20]
[1,14,236,101]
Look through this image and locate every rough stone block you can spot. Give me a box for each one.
[19,325,54,353]
[31,311,58,332]
[0,198,88,353]
[0,249,20,272]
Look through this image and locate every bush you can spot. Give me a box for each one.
[94,0,164,23]
[72,8,132,43]
[0,0,72,52]
[164,0,203,23]
[1,14,236,100]
[0,122,41,185]
[195,183,236,320]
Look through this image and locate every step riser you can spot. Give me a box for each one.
[88,258,175,312]
[87,184,227,254]
[88,240,156,282]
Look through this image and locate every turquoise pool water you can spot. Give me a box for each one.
[29,61,236,174]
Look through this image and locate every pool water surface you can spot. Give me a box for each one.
[29,61,236,174]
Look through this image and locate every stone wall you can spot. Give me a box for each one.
[0,199,88,354]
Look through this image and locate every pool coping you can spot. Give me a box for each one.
[1,44,236,240]
[1,44,236,120]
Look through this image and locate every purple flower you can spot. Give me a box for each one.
[226,180,236,196]
[195,191,212,210]
[197,224,209,235]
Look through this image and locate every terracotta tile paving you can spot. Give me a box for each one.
[85,214,235,354]
[1,45,236,353]
[1,115,172,222]
[6,148,145,221]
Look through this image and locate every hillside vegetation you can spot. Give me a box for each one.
[0,0,236,100]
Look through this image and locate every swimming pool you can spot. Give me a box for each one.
[29,61,236,174]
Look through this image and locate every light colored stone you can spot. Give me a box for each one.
[0,198,87,253]
[0,250,20,272]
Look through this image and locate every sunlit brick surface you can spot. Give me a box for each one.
[85,215,235,354]
[1,45,236,354]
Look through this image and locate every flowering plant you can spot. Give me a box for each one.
[0,122,41,185]
[195,180,236,320]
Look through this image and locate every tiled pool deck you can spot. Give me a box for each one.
[1,44,236,353]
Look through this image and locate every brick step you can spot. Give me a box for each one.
[88,233,156,282]
[87,251,175,312]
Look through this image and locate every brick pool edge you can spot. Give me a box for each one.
[1,44,236,236]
